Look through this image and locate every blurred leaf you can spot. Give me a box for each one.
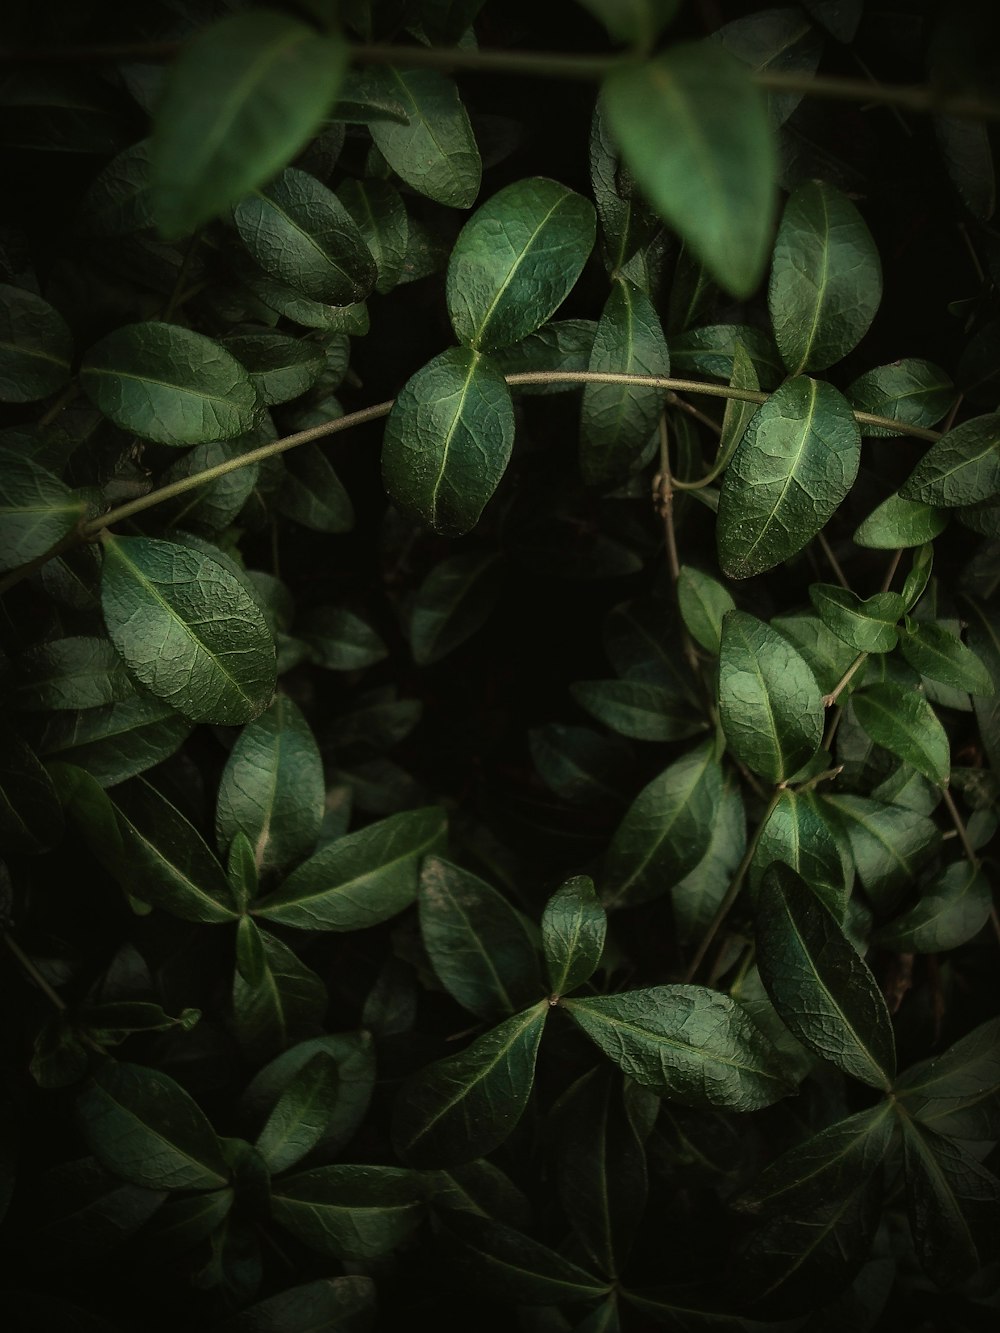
[714,6,825,125]
[575,0,679,46]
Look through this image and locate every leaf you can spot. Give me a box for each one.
[579,278,670,487]
[847,360,955,437]
[447,177,596,352]
[439,1211,612,1304]
[851,683,950,786]
[216,695,324,879]
[0,724,65,854]
[755,863,895,1089]
[602,739,723,907]
[0,284,73,402]
[254,1054,340,1175]
[809,585,905,654]
[714,6,825,126]
[570,680,708,742]
[381,347,515,537]
[221,330,325,408]
[277,443,355,534]
[530,723,633,809]
[81,321,259,446]
[900,413,1000,507]
[853,492,948,549]
[677,567,736,656]
[800,0,862,40]
[300,606,387,671]
[669,322,784,389]
[410,550,504,665]
[78,139,154,235]
[271,1164,423,1260]
[150,10,348,238]
[233,167,376,306]
[672,776,746,944]
[873,861,992,954]
[590,96,659,273]
[899,621,994,695]
[822,794,941,910]
[37,695,192,788]
[901,543,934,611]
[575,0,679,46]
[100,535,276,726]
[233,920,327,1059]
[565,986,792,1110]
[255,806,446,930]
[542,875,607,996]
[936,115,996,220]
[718,610,824,783]
[36,1157,167,1259]
[603,43,776,298]
[750,788,849,920]
[492,320,597,393]
[77,1060,229,1191]
[159,439,261,535]
[717,377,861,579]
[392,1002,548,1167]
[222,1277,376,1333]
[368,69,480,208]
[895,1017,1000,1143]
[337,178,409,295]
[0,449,85,574]
[769,181,882,375]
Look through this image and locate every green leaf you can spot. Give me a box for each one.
[254,1054,340,1174]
[222,1278,376,1333]
[895,1017,1000,1143]
[0,724,65,854]
[900,413,1000,507]
[901,543,934,611]
[78,139,154,235]
[717,377,861,579]
[579,278,670,487]
[750,789,850,920]
[419,856,543,1020]
[0,284,73,402]
[853,492,948,549]
[233,168,376,306]
[0,449,85,574]
[822,793,941,910]
[669,322,783,388]
[851,683,950,786]
[602,739,723,907]
[150,10,347,238]
[570,680,708,742]
[277,443,355,534]
[233,920,327,1059]
[714,6,825,126]
[381,347,515,537]
[255,806,446,930]
[755,863,895,1089]
[899,620,994,695]
[221,330,325,408]
[444,1210,613,1305]
[37,695,191,788]
[447,177,596,353]
[672,775,746,944]
[36,1156,167,1259]
[530,723,633,809]
[542,875,606,996]
[368,69,480,208]
[873,861,992,954]
[718,610,824,783]
[769,181,882,375]
[565,985,792,1110]
[271,1164,423,1260]
[410,550,504,665]
[216,694,324,879]
[603,43,776,298]
[575,0,679,46]
[81,321,259,446]
[847,360,955,437]
[100,535,276,726]
[77,1061,229,1191]
[158,439,261,535]
[677,567,736,656]
[337,178,409,295]
[492,320,597,393]
[392,1003,548,1167]
[300,606,387,671]
[228,833,258,913]
[590,96,659,273]
[809,584,905,654]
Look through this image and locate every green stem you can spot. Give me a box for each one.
[941,786,978,866]
[824,652,868,706]
[817,530,850,590]
[4,933,68,1012]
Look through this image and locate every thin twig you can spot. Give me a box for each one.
[666,391,722,436]
[941,786,978,865]
[880,548,904,593]
[4,933,68,1011]
[817,530,850,590]
[823,652,868,707]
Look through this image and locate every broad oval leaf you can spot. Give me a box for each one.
[873,861,992,954]
[895,1016,1000,1143]
[368,68,481,209]
[381,347,515,537]
[809,584,905,654]
[677,566,736,656]
[392,1003,548,1167]
[603,43,776,298]
[337,177,409,295]
[718,610,824,783]
[0,449,85,574]
[0,284,73,402]
[853,492,948,549]
[100,535,276,726]
[233,167,376,306]
[769,180,882,375]
[37,695,191,788]
[847,359,955,437]
[271,1164,423,1260]
[750,788,849,920]
[899,621,994,695]
[81,322,259,446]
[850,683,950,787]
[571,679,708,742]
[221,330,325,408]
[821,793,941,911]
[542,875,607,996]
[564,985,793,1110]
[77,1060,229,1191]
[254,1054,341,1175]
[755,863,895,1089]
[899,414,1000,508]
[150,10,348,238]
[717,377,861,580]
[15,635,133,712]
[447,177,596,353]
[410,550,504,666]
[254,806,446,930]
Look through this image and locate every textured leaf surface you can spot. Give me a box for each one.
[847,360,954,436]
[571,679,707,742]
[853,492,948,549]
[272,1164,423,1260]
[809,584,904,653]
[38,695,191,788]
[895,1017,1000,1143]
[851,683,950,786]
[874,861,992,953]
[0,450,84,574]
[368,68,480,208]
[254,1054,341,1175]
[822,794,940,909]
[900,414,1000,507]
[677,566,736,656]
[899,621,994,695]
[542,875,606,996]
[0,284,73,402]
[750,788,849,919]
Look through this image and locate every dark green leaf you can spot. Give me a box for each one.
[410,550,504,665]
[899,620,994,695]
[755,863,895,1089]
[800,0,862,40]
[809,584,904,654]
[677,567,736,656]
[300,606,387,671]
[847,360,955,437]
[964,596,1000,773]
[672,775,746,944]
[0,449,85,574]
[447,177,595,352]
[81,322,259,446]
[0,284,73,402]
[851,683,950,786]
[222,330,325,408]
[255,806,446,930]
[0,724,65,855]
[255,1054,340,1174]
[565,985,793,1110]
[221,1277,375,1333]
[216,694,324,879]
[337,178,408,295]
[78,139,154,235]
[750,788,849,920]
[900,414,1000,507]
[393,1003,548,1167]
[669,322,783,389]
[151,11,347,237]
[36,1156,166,1259]
[381,347,515,537]
[38,695,191,788]
[603,43,776,298]
[158,438,261,535]
[441,1210,611,1304]
[901,543,934,611]
[542,875,606,995]
[714,7,825,126]
[571,679,708,742]
[822,793,941,910]
[100,534,276,726]
[895,1017,1000,1143]
[575,0,679,46]
[271,1164,423,1259]
[277,443,354,534]
[590,96,659,274]
[492,320,597,393]
[77,1060,229,1191]
[233,920,327,1059]
[874,861,992,953]
[853,493,948,549]
[368,69,480,208]
[530,723,633,808]
[717,377,861,579]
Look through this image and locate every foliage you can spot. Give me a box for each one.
[1,0,999,1329]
